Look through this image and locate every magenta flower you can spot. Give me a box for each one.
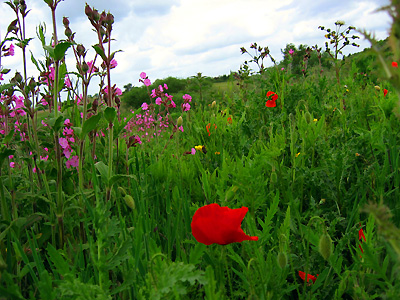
[87,61,97,74]
[182,102,190,111]
[10,162,15,168]
[110,59,118,69]
[183,94,192,102]
[141,102,149,110]
[65,75,72,88]
[144,78,151,86]
[59,137,69,149]
[155,97,162,105]
[191,148,196,155]
[0,74,3,81]
[140,72,147,79]
[289,49,294,55]
[178,126,184,132]
[66,155,79,169]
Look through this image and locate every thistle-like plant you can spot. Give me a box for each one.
[319,21,360,84]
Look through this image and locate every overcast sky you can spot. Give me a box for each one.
[0,0,392,95]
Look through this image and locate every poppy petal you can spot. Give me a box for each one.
[191,203,258,245]
[266,91,275,97]
[266,100,276,107]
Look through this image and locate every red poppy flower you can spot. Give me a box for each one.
[191,203,259,245]
[383,89,388,97]
[359,228,366,254]
[227,117,232,124]
[206,123,217,136]
[392,61,398,68]
[359,228,366,242]
[298,271,318,284]
[266,91,278,107]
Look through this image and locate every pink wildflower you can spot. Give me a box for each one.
[110,59,118,69]
[59,137,69,149]
[178,126,184,132]
[144,78,151,86]
[289,49,294,55]
[140,72,147,79]
[191,148,196,155]
[66,155,79,169]
[182,103,190,112]
[10,162,15,168]
[155,97,162,105]
[141,102,149,110]
[65,75,72,88]
[183,94,192,102]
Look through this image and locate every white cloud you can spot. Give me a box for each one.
[0,0,392,96]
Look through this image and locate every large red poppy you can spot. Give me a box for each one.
[191,203,259,245]
[266,91,278,107]
[298,271,318,284]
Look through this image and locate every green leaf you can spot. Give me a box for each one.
[54,42,73,61]
[43,45,55,58]
[107,240,131,270]
[46,243,70,276]
[95,161,109,183]
[0,83,16,93]
[92,44,107,61]
[58,62,67,93]
[189,243,206,265]
[81,113,101,139]
[109,174,137,187]
[2,128,14,144]
[0,148,15,168]
[47,115,64,132]
[104,107,116,123]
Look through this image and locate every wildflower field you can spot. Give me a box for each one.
[1,1,400,299]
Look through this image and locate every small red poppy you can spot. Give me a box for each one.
[191,203,259,245]
[227,117,232,124]
[266,91,278,107]
[383,89,388,97]
[298,271,318,284]
[206,123,217,136]
[392,62,398,68]
[359,228,366,254]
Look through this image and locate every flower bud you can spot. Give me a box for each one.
[14,72,23,83]
[277,252,287,269]
[374,85,380,91]
[319,232,332,260]
[211,100,216,108]
[82,62,89,73]
[124,195,135,210]
[77,44,85,57]
[62,17,69,27]
[64,27,72,37]
[177,116,183,127]
[270,171,278,184]
[304,111,311,123]
[84,4,93,18]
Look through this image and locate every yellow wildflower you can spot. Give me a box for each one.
[295,152,300,158]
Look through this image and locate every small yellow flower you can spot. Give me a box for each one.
[215,151,220,155]
[295,152,300,158]
[195,145,203,152]
[313,118,318,122]
[355,153,360,157]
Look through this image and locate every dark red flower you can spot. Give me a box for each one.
[392,61,398,68]
[383,89,388,97]
[191,203,259,245]
[298,271,318,284]
[266,91,278,107]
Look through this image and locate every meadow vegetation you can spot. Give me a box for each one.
[1,0,400,299]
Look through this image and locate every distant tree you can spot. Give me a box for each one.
[123,83,133,93]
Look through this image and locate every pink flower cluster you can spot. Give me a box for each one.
[182,94,192,112]
[151,84,176,109]
[58,118,79,169]
[0,95,28,141]
[124,110,170,142]
[139,72,151,86]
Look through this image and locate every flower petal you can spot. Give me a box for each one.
[191,203,258,245]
